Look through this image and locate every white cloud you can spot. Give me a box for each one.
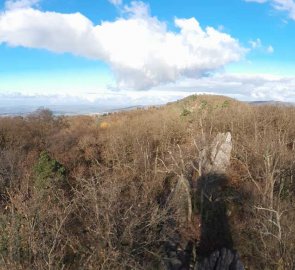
[0,9,102,58]
[0,1,246,90]
[249,38,274,54]
[272,0,295,20]
[249,38,262,49]
[245,0,295,20]
[108,0,122,6]
[123,1,150,17]
[2,73,295,108]
[149,73,295,102]
[5,0,39,10]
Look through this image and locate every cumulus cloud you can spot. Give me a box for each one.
[0,9,102,57]
[5,0,39,10]
[245,0,295,20]
[0,1,246,90]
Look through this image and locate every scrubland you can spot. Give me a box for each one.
[0,95,294,269]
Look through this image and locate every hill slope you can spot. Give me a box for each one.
[0,95,294,269]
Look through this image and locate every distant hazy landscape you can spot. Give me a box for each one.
[0,104,124,116]
[0,98,293,116]
[0,96,147,116]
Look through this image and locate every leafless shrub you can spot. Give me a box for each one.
[0,97,294,269]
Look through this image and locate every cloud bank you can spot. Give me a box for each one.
[2,73,295,106]
[0,1,246,90]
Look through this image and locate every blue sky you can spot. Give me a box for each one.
[0,0,295,110]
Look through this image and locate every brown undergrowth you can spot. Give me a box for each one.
[0,96,294,269]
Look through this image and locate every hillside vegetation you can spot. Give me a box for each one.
[0,95,294,269]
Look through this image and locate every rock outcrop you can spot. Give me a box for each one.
[163,132,244,270]
[200,132,232,174]
[196,248,244,270]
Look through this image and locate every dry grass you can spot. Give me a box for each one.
[0,95,294,269]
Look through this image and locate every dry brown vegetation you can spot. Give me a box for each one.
[0,95,294,269]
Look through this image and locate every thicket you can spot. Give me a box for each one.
[0,95,294,269]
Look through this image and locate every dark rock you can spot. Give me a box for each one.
[197,248,244,270]
[169,258,183,270]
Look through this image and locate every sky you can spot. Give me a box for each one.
[0,0,295,111]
